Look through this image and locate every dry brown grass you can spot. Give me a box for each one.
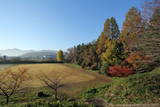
[0,64,110,97]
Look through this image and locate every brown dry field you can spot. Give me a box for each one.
[1,63,110,96]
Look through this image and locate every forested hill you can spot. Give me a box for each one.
[66,0,160,77]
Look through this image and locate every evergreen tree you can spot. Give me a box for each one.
[103,17,119,39]
[98,17,124,73]
[100,17,120,62]
[96,17,120,64]
[108,17,120,39]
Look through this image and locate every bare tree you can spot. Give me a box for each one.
[0,68,30,104]
[142,0,160,23]
[39,73,70,100]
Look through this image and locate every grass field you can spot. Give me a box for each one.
[0,63,110,97]
[0,64,16,70]
[0,64,159,107]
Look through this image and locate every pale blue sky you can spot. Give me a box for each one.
[0,0,145,51]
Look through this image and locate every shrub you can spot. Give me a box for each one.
[100,63,110,74]
[37,91,50,98]
[82,85,107,99]
[108,65,134,77]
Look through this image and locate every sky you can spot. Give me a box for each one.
[0,0,145,51]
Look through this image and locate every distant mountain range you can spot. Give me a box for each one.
[21,50,57,58]
[0,49,57,58]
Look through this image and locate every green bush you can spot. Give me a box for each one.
[100,63,110,74]
[82,85,108,99]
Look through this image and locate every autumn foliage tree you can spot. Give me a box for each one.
[56,50,64,62]
[149,7,160,35]
[121,7,143,53]
[99,17,126,73]
[66,1,160,76]
[96,32,107,58]
[122,52,150,71]
[137,0,160,72]
[96,17,120,65]
[66,17,125,72]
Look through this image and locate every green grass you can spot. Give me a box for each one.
[0,86,95,106]
[64,63,82,69]
[82,67,160,104]
[65,63,99,73]
[3,100,95,107]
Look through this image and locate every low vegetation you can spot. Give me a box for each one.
[4,100,95,107]
[82,67,160,104]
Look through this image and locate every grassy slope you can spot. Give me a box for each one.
[4,64,109,88]
[0,64,110,105]
[82,67,160,104]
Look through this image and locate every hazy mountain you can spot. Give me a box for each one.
[0,49,34,56]
[0,49,57,59]
[21,50,57,59]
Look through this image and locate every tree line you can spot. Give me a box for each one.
[65,0,160,76]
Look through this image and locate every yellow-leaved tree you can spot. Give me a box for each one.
[56,50,64,62]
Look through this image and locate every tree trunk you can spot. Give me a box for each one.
[54,89,58,100]
[6,96,9,105]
